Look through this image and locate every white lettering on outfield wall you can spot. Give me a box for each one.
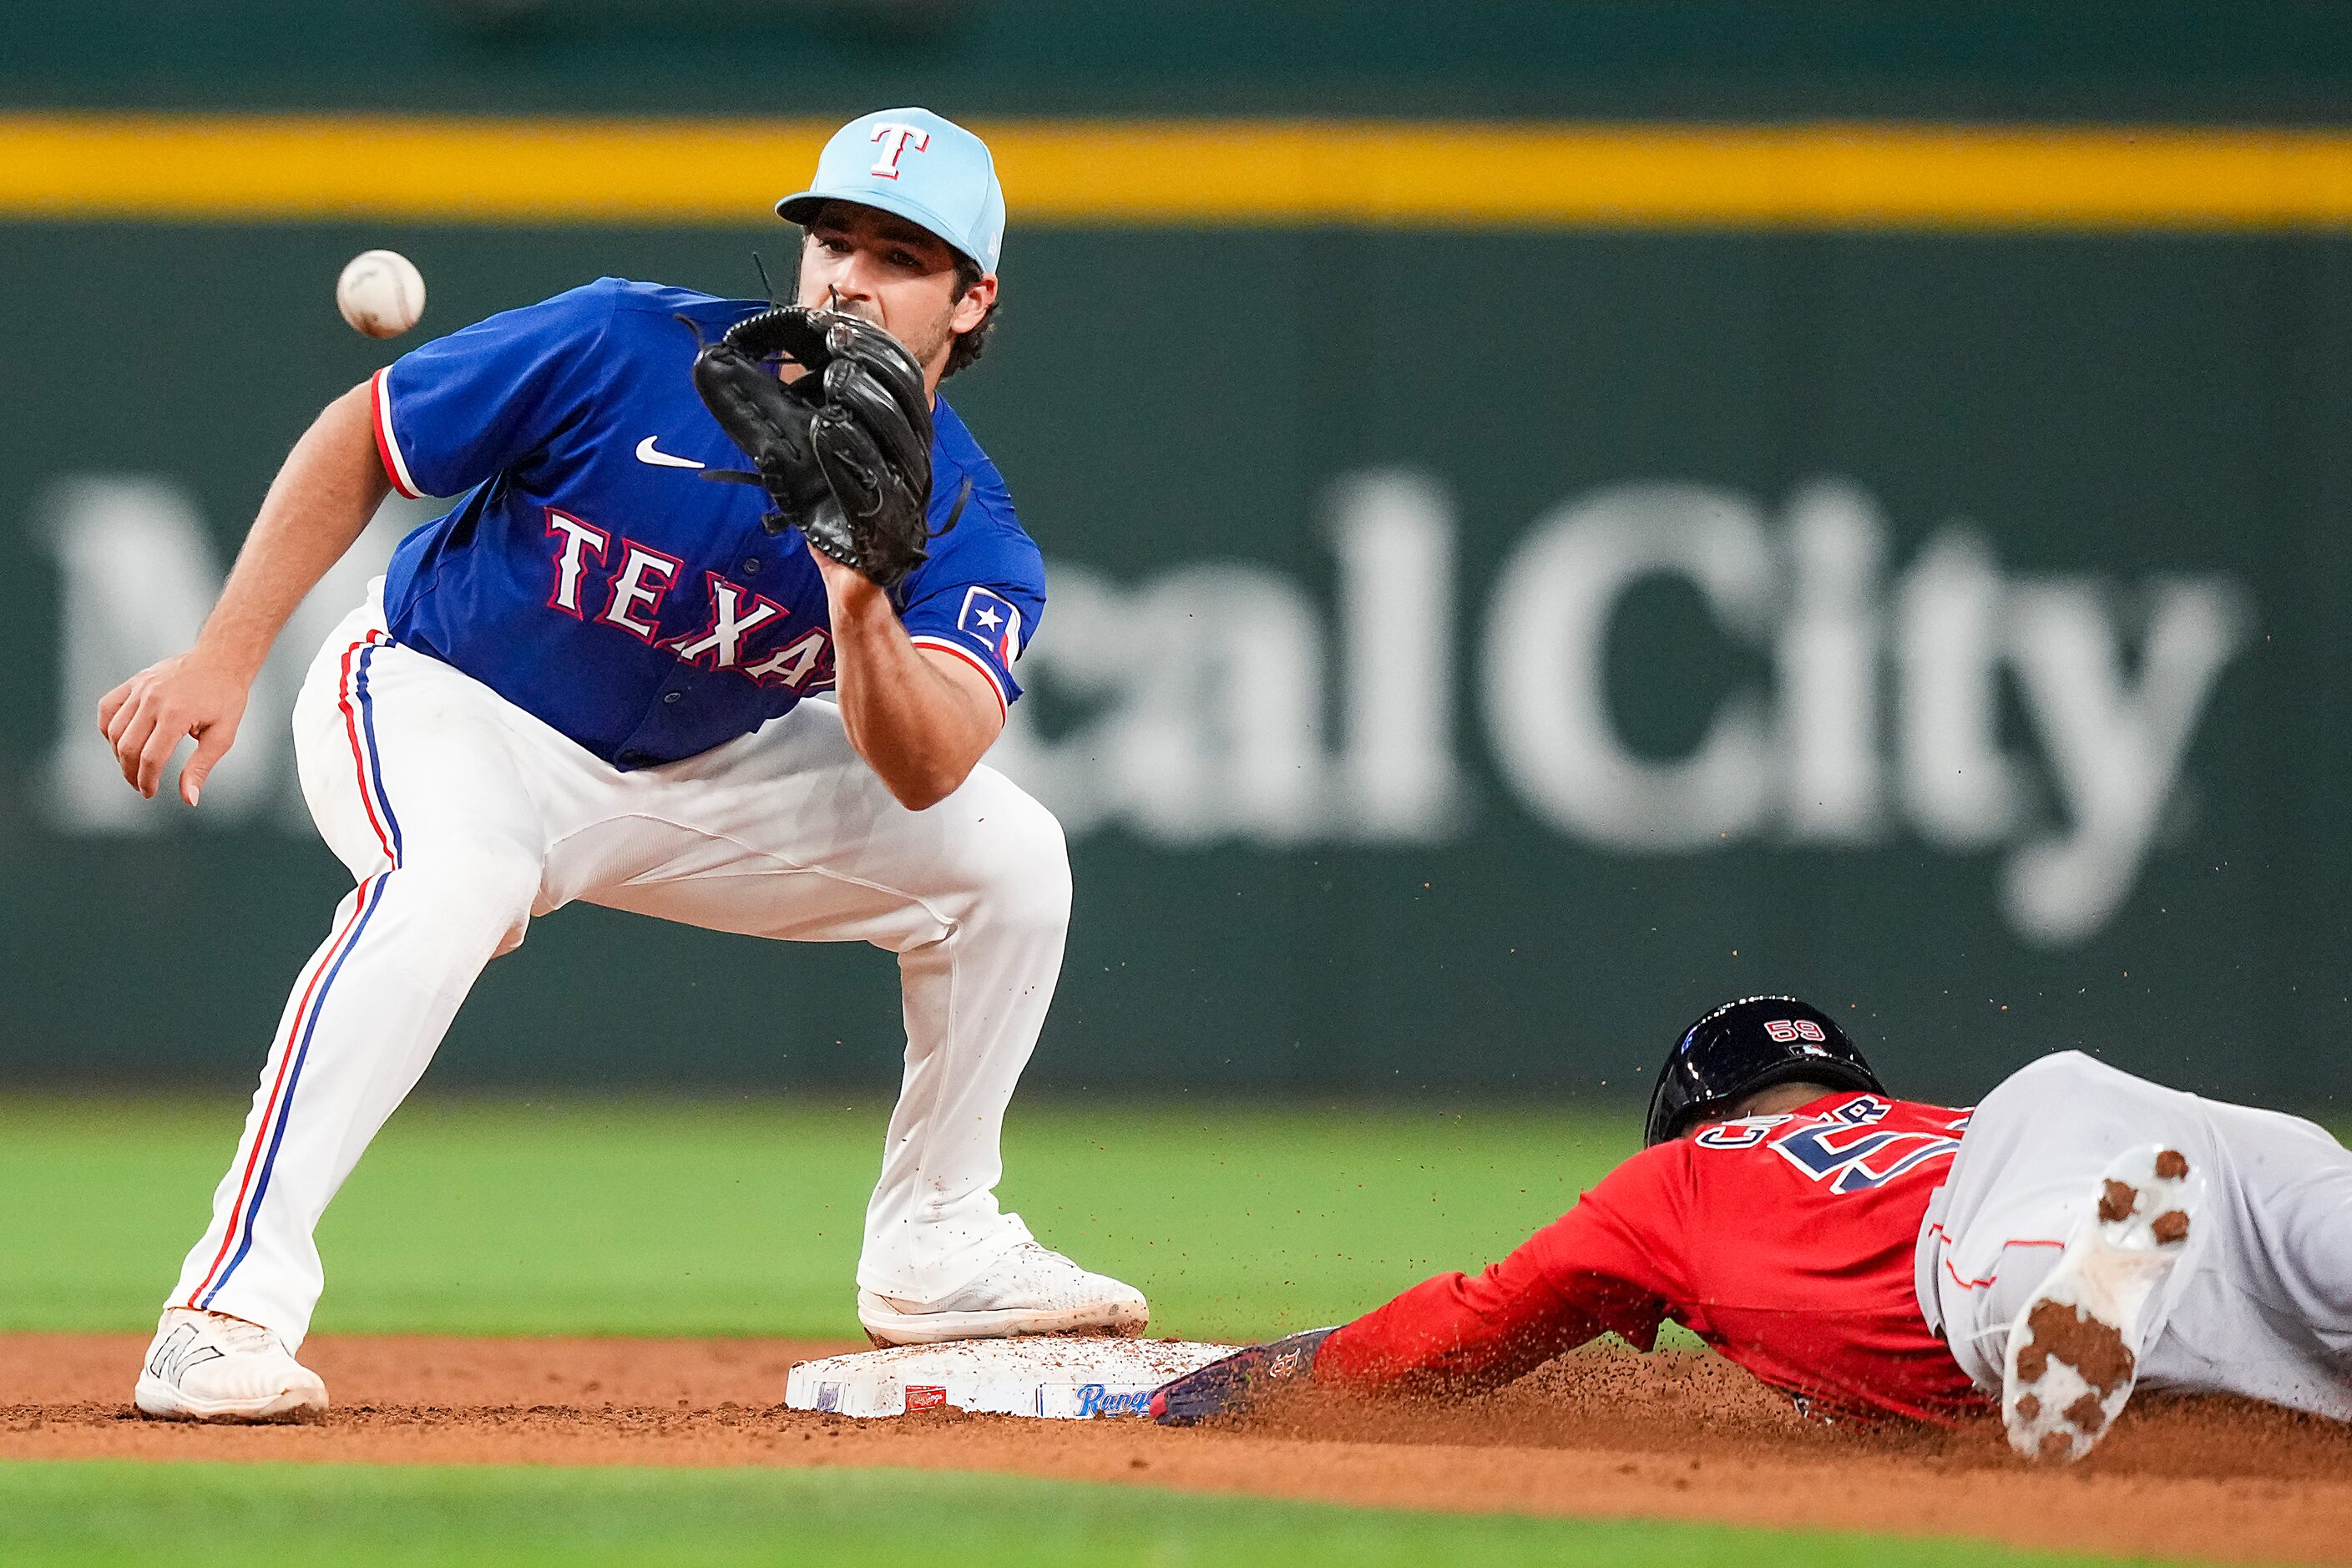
[29,470,2249,947]
[993,469,1460,845]
[1468,481,2250,945]
[2002,578,2248,942]
[1482,482,1778,849]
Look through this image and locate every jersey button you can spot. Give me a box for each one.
[663,690,681,704]
[741,558,761,574]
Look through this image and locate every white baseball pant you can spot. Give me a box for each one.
[1920,1050,2352,1419]
[166,589,1069,1347]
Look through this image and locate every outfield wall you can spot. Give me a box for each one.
[3,104,2349,1100]
[7,2,2351,120]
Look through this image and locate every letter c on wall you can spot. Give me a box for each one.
[1482,483,1776,849]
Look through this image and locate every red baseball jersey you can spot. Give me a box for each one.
[1316,1091,1986,1423]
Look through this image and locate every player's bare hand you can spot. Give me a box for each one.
[808,544,888,611]
[98,650,252,806]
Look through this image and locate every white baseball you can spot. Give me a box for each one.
[336,249,427,339]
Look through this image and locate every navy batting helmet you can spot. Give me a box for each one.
[1643,996,1884,1146]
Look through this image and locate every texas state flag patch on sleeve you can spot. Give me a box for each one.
[958,586,1024,667]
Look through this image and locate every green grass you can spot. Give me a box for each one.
[0,1095,1634,1339]
[0,1463,2178,1568]
[0,1102,2208,1567]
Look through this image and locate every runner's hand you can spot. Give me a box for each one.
[1151,1328,1336,1425]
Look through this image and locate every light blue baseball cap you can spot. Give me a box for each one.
[777,108,1006,274]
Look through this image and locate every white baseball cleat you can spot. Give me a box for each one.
[2002,1144,2202,1463]
[134,1308,329,1423]
[858,1243,1150,1347]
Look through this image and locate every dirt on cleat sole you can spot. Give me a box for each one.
[2001,1145,2199,1464]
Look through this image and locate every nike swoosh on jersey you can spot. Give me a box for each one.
[635,436,706,469]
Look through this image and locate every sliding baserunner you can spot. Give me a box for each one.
[1156,997,2352,1462]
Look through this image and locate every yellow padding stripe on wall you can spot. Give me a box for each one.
[7,115,2352,229]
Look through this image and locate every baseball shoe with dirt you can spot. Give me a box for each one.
[857,1243,1150,1346]
[2001,1144,2202,1463]
[134,1308,329,1423]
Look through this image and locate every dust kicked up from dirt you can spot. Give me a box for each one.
[5,1333,2349,1565]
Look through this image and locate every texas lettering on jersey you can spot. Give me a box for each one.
[544,510,835,693]
[368,276,1046,770]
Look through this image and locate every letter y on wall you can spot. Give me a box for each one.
[2002,577,2253,944]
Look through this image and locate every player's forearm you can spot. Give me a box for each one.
[193,382,391,683]
[821,570,999,810]
[1317,1269,1597,1390]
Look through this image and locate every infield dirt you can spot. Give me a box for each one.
[6,1333,2349,1565]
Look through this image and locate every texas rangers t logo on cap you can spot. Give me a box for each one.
[958,585,1023,667]
[776,107,1008,274]
[867,124,931,179]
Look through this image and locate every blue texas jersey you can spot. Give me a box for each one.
[368,276,1043,769]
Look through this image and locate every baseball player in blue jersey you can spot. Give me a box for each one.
[101,109,1148,1421]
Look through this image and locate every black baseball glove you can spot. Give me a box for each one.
[685,305,964,589]
[1150,1328,1336,1425]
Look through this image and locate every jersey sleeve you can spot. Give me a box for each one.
[896,465,1044,716]
[369,280,620,500]
[1314,1148,1688,1391]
